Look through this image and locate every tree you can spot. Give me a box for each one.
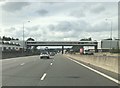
[80,37,92,41]
[8,37,11,41]
[11,37,15,40]
[2,36,19,41]
[88,37,92,41]
[16,38,19,40]
[2,36,5,40]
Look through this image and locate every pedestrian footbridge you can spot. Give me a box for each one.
[26,41,98,54]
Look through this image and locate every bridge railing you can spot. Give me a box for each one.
[26,41,98,46]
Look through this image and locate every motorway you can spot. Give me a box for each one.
[2,54,119,86]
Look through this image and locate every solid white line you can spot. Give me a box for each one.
[41,73,47,81]
[50,63,53,65]
[67,57,120,84]
[20,63,25,66]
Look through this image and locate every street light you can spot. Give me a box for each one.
[22,21,30,55]
[105,18,113,52]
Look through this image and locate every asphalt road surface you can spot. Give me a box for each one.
[2,54,118,86]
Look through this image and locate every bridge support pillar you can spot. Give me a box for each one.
[62,46,64,54]
[95,45,98,52]
[26,46,31,51]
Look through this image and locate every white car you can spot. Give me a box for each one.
[40,52,50,59]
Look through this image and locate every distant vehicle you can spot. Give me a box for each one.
[49,52,55,56]
[40,52,50,59]
[84,50,94,55]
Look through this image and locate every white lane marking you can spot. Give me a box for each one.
[20,63,25,66]
[41,73,47,81]
[53,60,54,61]
[50,63,53,65]
[67,57,120,84]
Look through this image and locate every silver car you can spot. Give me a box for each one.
[40,52,50,59]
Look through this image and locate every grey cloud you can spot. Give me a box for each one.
[90,4,105,14]
[13,27,37,39]
[70,10,85,18]
[49,21,77,32]
[45,31,79,41]
[88,21,117,33]
[92,22,109,32]
[4,27,16,31]
[47,20,91,40]
[2,2,117,41]
[48,19,116,36]
[2,2,30,12]
[36,9,48,16]
[55,21,73,31]
[63,31,80,38]
[15,30,22,38]
[26,31,41,39]
[49,20,90,32]
[26,25,40,31]
[48,25,55,31]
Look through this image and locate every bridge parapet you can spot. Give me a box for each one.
[26,41,98,46]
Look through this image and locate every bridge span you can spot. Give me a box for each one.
[26,41,98,54]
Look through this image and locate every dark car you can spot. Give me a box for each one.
[84,50,94,55]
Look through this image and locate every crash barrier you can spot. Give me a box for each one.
[65,54,119,73]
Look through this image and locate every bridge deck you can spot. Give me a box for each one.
[26,41,98,46]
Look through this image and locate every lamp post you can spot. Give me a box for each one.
[105,18,113,52]
[22,21,30,56]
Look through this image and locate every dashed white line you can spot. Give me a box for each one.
[20,63,25,66]
[50,63,53,65]
[41,73,47,81]
[68,57,120,84]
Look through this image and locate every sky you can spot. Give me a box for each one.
[0,0,119,41]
